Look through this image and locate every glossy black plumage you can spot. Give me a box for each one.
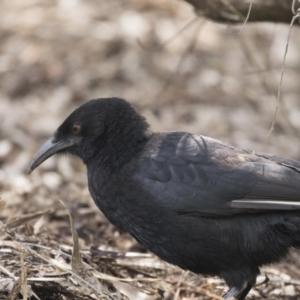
[29,98,300,299]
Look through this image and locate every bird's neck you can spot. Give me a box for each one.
[85,117,152,173]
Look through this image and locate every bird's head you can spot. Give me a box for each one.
[28,97,150,173]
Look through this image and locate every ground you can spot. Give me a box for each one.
[1,0,300,299]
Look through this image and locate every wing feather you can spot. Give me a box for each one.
[135,132,300,216]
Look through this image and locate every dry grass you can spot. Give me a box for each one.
[1,199,300,299]
[1,0,300,299]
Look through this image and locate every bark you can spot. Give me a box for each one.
[184,0,300,25]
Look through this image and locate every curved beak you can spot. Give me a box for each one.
[28,137,79,174]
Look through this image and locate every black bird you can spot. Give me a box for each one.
[29,98,300,299]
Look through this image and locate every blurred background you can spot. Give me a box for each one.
[1,0,300,299]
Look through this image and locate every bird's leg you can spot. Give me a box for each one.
[223,277,256,300]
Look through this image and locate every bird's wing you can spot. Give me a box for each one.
[134,132,300,216]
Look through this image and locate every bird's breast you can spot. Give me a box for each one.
[87,165,156,230]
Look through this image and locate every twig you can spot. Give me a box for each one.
[266,9,300,142]
[0,265,17,279]
[155,19,205,103]
[137,16,199,52]
[239,0,253,34]
[292,0,297,14]
[197,287,223,300]
[219,0,245,21]
[174,271,188,300]
[13,236,114,300]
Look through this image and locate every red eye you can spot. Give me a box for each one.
[72,123,82,135]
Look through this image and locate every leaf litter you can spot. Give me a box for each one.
[1,0,300,299]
